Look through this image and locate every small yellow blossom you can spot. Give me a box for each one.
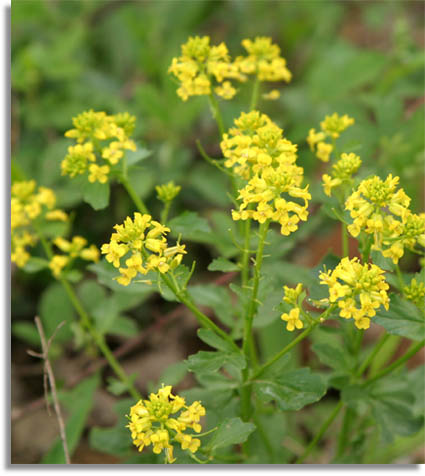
[322,152,362,197]
[262,89,280,100]
[49,255,69,277]
[88,164,110,184]
[281,308,303,331]
[45,210,68,222]
[127,385,205,463]
[319,257,389,330]
[168,36,244,102]
[236,37,292,83]
[283,283,303,305]
[221,111,310,235]
[63,110,138,183]
[307,113,354,162]
[102,213,186,286]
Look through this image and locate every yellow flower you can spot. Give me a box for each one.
[283,283,303,305]
[45,210,68,222]
[316,142,333,162]
[320,113,355,139]
[49,255,69,278]
[319,257,389,330]
[345,175,422,264]
[88,164,110,184]
[403,278,425,308]
[222,111,310,235]
[62,143,96,177]
[281,308,303,331]
[322,152,362,197]
[168,36,244,102]
[80,244,100,262]
[102,213,186,285]
[237,37,292,83]
[262,89,280,100]
[127,385,205,463]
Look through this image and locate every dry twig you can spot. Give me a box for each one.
[27,317,71,464]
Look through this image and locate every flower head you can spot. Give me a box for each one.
[222,111,310,235]
[403,277,425,308]
[127,385,205,463]
[322,152,362,197]
[101,213,186,286]
[156,181,181,203]
[319,257,389,330]
[62,110,137,183]
[168,36,244,101]
[281,307,303,332]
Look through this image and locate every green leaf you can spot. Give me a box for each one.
[82,180,110,210]
[12,321,40,347]
[77,280,107,313]
[107,315,138,337]
[22,257,49,273]
[186,350,246,374]
[89,398,133,457]
[207,257,239,273]
[157,361,188,388]
[42,374,100,463]
[125,146,152,167]
[253,367,327,411]
[197,328,237,353]
[205,417,256,452]
[312,341,354,373]
[107,374,138,396]
[374,294,425,341]
[168,211,212,244]
[188,284,234,328]
[39,282,75,343]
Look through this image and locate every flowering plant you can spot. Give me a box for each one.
[11,33,424,465]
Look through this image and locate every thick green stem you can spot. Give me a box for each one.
[365,339,425,386]
[36,228,141,400]
[119,176,149,214]
[208,93,225,137]
[295,400,344,464]
[240,218,252,287]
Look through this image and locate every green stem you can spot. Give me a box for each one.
[160,273,239,352]
[250,76,261,111]
[241,218,252,288]
[253,414,274,462]
[242,221,269,359]
[161,201,171,225]
[295,400,344,464]
[208,93,225,137]
[341,223,349,258]
[119,176,149,214]
[36,229,141,401]
[336,406,355,459]
[364,339,425,386]
[356,333,390,377]
[251,325,315,381]
[395,263,406,295]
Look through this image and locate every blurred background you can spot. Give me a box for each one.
[11,0,424,464]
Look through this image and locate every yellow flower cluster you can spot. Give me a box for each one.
[281,283,304,331]
[156,181,181,203]
[221,111,310,235]
[322,152,362,197]
[319,257,390,330]
[345,174,425,263]
[403,278,425,308]
[168,36,245,101]
[307,113,355,162]
[127,385,206,463]
[235,36,292,83]
[101,213,186,286]
[49,236,100,278]
[62,110,137,183]
[11,180,68,267]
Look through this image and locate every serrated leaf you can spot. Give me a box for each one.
[188,284,234,327]
[374,294,424,341]
[253,367,327,411]
[186,350,246,374]
[207,257,239,273]
[168,211,212,244]
[82,180,110,210]
[197,328,237,353]
[205,417,256,452]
